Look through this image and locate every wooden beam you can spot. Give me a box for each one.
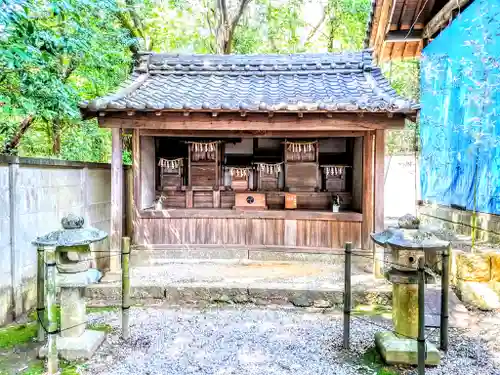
[369,0,386,46]
[110,128,123,273]
[361,131,374,250]
[411,0,425,28]
[398,0,411,29]
[385,29,423,42]
[138,129,367,138]
[402,41,412,59]
[373,0,394,62]
[423,0,470,38]
[99,112,406,131]
[381,41,395,62]
[138,208,363,221]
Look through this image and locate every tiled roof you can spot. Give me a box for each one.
[81,50,418,113]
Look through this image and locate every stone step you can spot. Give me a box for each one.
[88,259,389,308]
[85,282,392,308]
[130,246,373,266]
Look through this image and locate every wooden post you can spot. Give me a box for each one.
[373,130,385,277]
[440,245,450,352]
[186,188,193,208]
[215,143,220,188]
[213,189,220,208]
[343,242,352,349]
[36,246,45,342]
[45,245,58,374]
[121,237,131,340]
[374,130,385,231]
[187,143,192,186]
[362,132,374,250]
[110,128,123,273]
[418,256,426,375]
[315,140,320,191]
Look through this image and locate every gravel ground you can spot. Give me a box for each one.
[83,306,500,375]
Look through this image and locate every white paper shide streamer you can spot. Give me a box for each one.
[229,167,251,178]
[287,142,316,153]
[256,162,283,176]
[190,141,217,152]
[323,165,347,178]
[158,158,183,170]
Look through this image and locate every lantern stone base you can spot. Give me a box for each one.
[375,332,441,366]
[39,329,105,361]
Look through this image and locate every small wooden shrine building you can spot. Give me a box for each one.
[81,49,417,262]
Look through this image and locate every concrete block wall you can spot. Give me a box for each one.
[0,156,115,326]
[86,168,112,270]
[419,203,500,244]
[0,164,12,326]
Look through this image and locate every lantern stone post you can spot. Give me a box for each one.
[33,214,108,361]
[371,214,449,366]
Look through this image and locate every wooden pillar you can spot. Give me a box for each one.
[361,131,374,250]
[374,129,385,231]
[213,188,220,208]
[186,189,193,208]
[132,129,140,243]
[110,128,123,273]
[373,130,385,278]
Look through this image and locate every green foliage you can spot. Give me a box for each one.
[0,0,131,160]
[382,60,420,102]
[1,0,417,162]
[324,0,372,51]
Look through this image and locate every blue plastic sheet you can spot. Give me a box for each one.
[420,0,500,215]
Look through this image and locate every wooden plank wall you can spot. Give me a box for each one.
[134,217,362,249]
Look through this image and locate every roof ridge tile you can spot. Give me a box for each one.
[80,50,419,114]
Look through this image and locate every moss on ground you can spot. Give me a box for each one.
[0,323,37,349]
[361,347,400,375]
[88,323,113,333]
[377,369,399,375]
[17,360,85,375]
[352,304,392,320]
[86,306,119,314]
[0,306,115,374]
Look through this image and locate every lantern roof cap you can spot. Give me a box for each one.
[32,214,108,247]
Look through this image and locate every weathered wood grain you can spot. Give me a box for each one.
[138,208,362,221]
[100,112,406,131]
[362,132,374,249]
[374,129,385,232]
[133,213,361,248]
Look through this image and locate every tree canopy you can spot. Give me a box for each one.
[0,0,418,162]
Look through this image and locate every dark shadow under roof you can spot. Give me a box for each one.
[81,49,418,114]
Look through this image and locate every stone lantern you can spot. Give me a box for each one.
[33,214,108,360]
[371,214,449,366]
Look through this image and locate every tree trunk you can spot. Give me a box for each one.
[2,116,34,155]
[52,120,61,155]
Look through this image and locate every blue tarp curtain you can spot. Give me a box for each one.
[420,0,500,215]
